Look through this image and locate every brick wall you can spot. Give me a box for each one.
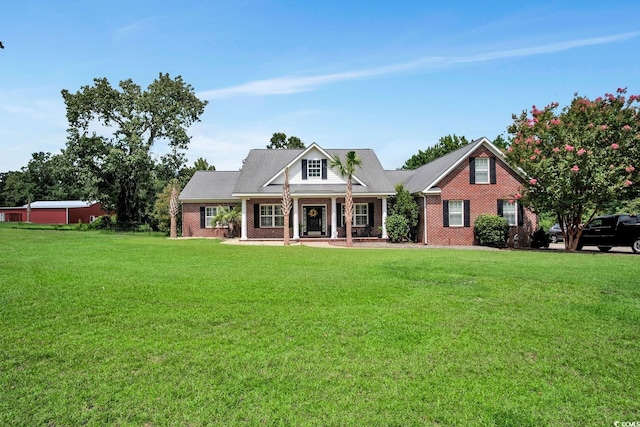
[181,203,238,238]
[420,146,537,246]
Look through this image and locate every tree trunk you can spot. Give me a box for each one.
[170,216,177,239]
[345,179,353,247]
[282,168,292,246]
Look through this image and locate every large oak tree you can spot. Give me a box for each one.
[61,73,208,227]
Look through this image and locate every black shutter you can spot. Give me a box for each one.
[302,159,308,180]
[200,206,206,228]
[254,204,260,228]
[443,200,449,227]
[337,203,343,227]
[368,202,374,226]
[321,159,327,180]
[469,158,476,184]
[497,199,503,217]
[518,203,525,226]
[490,157,496,184]
[464,200,471,227]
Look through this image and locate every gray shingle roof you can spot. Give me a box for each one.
[232,146,396,196]
[179,171,241,201]
[399,138,494,193]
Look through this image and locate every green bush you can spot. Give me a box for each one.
[88,215,117,231]
[530,227,550,248]
[385,214,409,243]
[474,214,509,247]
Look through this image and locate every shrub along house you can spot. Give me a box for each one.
[180,138,536,246]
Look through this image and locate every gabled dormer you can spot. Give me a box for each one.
[264,143,365,186]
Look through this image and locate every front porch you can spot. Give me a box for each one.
[240,196,388,241]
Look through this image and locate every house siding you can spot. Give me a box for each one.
[420,146,537,246]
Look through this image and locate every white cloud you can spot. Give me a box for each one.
[198,31,640,100]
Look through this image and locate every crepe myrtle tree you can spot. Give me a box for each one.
[506,88,639,251]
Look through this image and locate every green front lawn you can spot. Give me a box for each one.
[1,227,639,425]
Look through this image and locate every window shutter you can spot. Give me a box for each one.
[518,203,525,226]
[497,199,503,217]
[469,158,476,184]
[443,200,449,227]
[337,203,343,227]
[321,159,327,180]
[254,204,260,228]
[200,207,206,228]
[302,159,308,180]
[490,157,496,184]
[368,202,374,226]
[464,200,471,227]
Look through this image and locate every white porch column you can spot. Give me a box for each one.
[241,198,248,240]
[381,197,388,239]
[331,197,337,239]
[292,197,300,240]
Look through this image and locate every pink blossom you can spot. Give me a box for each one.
[534,148,541,155]
[571,165,580,172]
[529,178,538,185]
[515,193,522,200]
[552,147,560,153]
[601,125,608,131]
[577,148,586,156]
[624,180,633,187]
[550,119,561,126]
[565,145,575,152]
[587,123,594,128]
[611,143,619,150]
[626,165,636,173]
[623,125,632,131]
[506,146,513,153]
[617,87,626,94]
[530,155,537,161]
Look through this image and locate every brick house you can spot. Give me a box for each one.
[179,138,536,246]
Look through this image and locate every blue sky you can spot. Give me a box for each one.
[1,1,639,173]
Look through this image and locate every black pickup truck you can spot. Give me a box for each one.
[577,214,640,253]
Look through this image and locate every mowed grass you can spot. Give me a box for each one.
[1,227,639,426]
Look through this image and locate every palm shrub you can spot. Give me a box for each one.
[385,214,409,243]
[474,214,509,247]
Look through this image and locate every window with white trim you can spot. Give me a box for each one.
[502,201,517,226]
[354,203,368,226]
[474,157,490,183]
[260,204,284,227]
[205,206,218,228]
[342,203,369,226]
[448,200,464,227]
[307,159,322,178]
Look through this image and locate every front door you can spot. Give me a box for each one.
[306,206,324,236]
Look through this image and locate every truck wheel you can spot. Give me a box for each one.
[550,235,558,243]
[598,246,612,253]
[632,239,640,254]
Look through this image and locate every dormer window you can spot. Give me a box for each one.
[307,159,322,178]
[301,159,328,180]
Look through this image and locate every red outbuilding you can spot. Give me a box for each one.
[0,201,108,224]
